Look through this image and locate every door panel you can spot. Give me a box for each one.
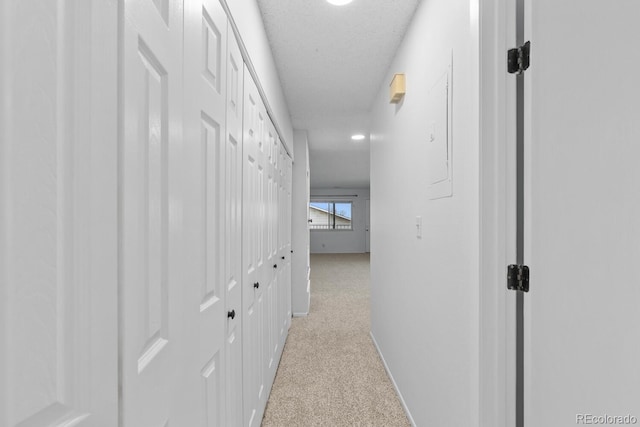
[183,0,228,425]
[224,26,244,427]
[242,67,267,427]
[263,120,276,380]
[524,1,640,425]
[268,169,278,363]
[285,157,293,328]
[121,0,183,425]
[0,1,118,425]
[277,145,287,339]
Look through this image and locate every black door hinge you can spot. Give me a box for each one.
[507,264,530,292]
[508,41,531,74]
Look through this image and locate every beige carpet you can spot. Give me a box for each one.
[262,253,411,427]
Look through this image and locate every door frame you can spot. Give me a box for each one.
[365,199,370,253]
[478,0,517,426]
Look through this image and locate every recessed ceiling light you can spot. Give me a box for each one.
[351,134,366,141]
[327,0,353,5]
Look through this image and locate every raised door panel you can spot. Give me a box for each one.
[224,25,244,427]
[266,147,277,271]
[285,156,293,328]
[241,150,261,427]
[224,317,242,427]
[120,0,183,425]
[263,121,278,381]
[0,1,118,425]
[277,144,287,340]
[183,0,229,425]
[268,161,280,368]
[241,67,265,427]
[254,113,272,392]
[524,1,640,425]
[272,166,279,266]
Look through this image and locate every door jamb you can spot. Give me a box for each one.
[478,0,517,425]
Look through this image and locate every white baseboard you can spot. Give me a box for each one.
[370,331,416,427]
[292,312,308,317]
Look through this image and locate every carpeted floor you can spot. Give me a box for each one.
[261,253,411,427]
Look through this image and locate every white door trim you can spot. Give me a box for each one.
[478,0,517,426]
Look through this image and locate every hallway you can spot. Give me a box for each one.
[3,0,640,426]
[263,254,409,427]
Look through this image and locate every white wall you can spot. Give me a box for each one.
[309,188,370,254]
[369,0,480,425]
[224,0,294,156]
[291,131,311,315]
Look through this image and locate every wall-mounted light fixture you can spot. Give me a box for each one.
[389,73,406,103]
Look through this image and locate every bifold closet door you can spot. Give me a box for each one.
[276,144,290,341]
[264,121,281,386]
[269,137,281,353]
[285,157,293,330]
[0,1,118,425]
[222,9,246,427]
[120,0,186,425]
[523,1,640,425]
[183,0,244,425]
[242,66,269,427]
[276,146,284,342]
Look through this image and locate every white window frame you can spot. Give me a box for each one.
[309,200,354,231]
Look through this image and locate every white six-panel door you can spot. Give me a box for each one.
[0,1,118,426]
[266,122,281,380]
[183,0,239,425]
[223,12,246,427]
[120,0,185,424]
[285,157,293,329]
[242,66,266,427]
[523,1,640,425]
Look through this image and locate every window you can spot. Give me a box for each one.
[309,201,353,230]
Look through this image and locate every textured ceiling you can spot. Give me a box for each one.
[257,0,420,188]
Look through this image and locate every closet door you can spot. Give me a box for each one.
[183,0,229,425]
[285,156,293,330]
[0,1,118,425]
[523,1,640,425]
[264,121,279,384]
[277,142,288,343]
[242,69,267,427]
[268,138,280,350]
[120,0,184,425]
[257,110,274,392]
[224,23,245,427]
